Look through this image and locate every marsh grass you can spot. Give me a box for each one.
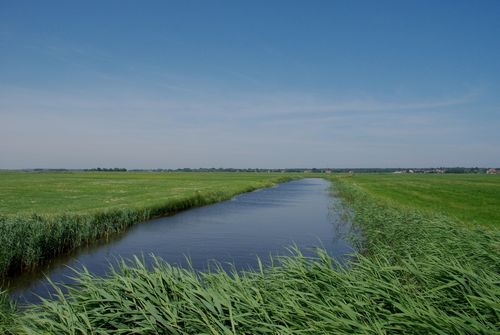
[0,290,14,335]
[1,179,497,334]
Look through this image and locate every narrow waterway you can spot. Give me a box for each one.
[9,178,355,304]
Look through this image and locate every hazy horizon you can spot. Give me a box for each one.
[1,1,500,169]
[1,166,497,172]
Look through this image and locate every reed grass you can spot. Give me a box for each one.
[1,178,497,334]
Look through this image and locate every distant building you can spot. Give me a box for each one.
[324,170,332,174]
[487,168,497,174]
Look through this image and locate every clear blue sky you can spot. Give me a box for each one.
[1,0,499,168]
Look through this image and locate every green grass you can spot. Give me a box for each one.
[0,171,297,216]
[341,173,500,228]
[0,176,497,334]
[0,171,298,276]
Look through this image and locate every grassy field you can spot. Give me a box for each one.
[0,173,499,334]
[0,171,297,276]
[342,173,500,228]
[0,171,296,216]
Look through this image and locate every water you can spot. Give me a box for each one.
[8,178,355,304]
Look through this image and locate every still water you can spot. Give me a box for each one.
[9,178,354,304]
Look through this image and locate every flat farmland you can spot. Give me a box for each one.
[0,171,295,216]
[340,173,500,228]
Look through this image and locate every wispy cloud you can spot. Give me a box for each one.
[195,90,480,129]
[0,83,479,122]
[1,81,495,169]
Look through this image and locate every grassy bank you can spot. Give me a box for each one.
[342,173,500,228]
[1,175,497,334]
[0,172,298,276]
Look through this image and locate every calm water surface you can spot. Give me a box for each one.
[9,178,354,304]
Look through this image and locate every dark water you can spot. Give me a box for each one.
[8,178,355,304]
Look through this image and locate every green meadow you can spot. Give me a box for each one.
[0,171,296,216]
[343,173,500,228]
[0,172,499,334]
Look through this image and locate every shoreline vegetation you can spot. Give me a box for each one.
[0,173,499,333]
[0,172,298,277]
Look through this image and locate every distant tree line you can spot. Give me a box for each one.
[84,168,127,172]
[126,167,496,173]
[442,167,486,174]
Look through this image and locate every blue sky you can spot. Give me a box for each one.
[1,0,499,168]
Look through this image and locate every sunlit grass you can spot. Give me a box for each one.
[0,171,297,215]
[339,173,500,228]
